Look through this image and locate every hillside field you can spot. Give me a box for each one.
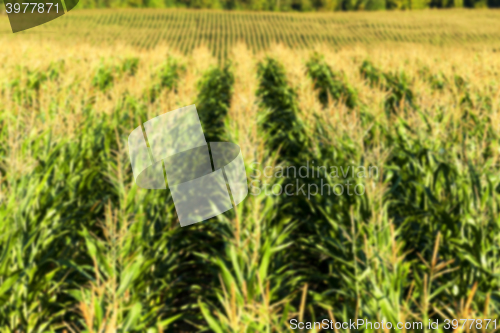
[1,9,500,57]
[1,8,500,332]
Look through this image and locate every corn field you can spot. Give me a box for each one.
[1,9,500,59]
[1,9,500,333]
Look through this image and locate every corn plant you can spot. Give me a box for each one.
[149,56,185,102]
[256,57,308,164]
[197,63,234,142]
[92,63,115,91]
[360,59,385,87]
[306,53,358,109]
[121,57,140,76]
[1,37,500,332]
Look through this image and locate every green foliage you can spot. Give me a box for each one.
[92,63,115,91]
[360,60,415,115]
[198,196,298,332]
[47,60,65,81]
[0,112,123,330]
[338,0,387,9]
[121,57,140,76]
[384,70,414,114]
[149,56,185,102]
[382,117,500,309]
[431,74,448,91]
[26,70,48,92]
[159,57,183,89]
[197,63,234,142]
[92,58,139,92]
[403,0,432,8]
[2,63,65,107]
[311,0,341,10]
[363,0,386,10]
[360,59,385,87]
[257,57,308,163]
[419,66,449,91]
[430,0,462,7]
[0,106,198,331]
[464,0,488,6]
[2,52,500,331]
[306,53,358,108]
